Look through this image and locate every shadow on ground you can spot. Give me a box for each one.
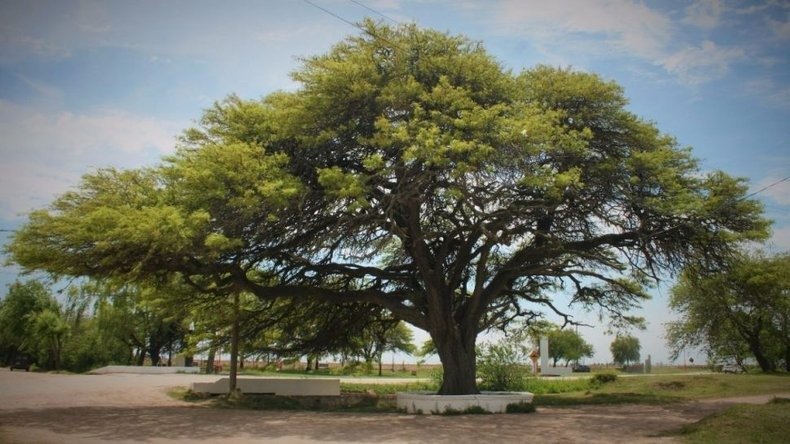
[0,403,709,443]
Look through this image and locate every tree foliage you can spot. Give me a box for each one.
[546,328,594,367]
[6,22,768,394]
[610,335,641,366]
[339,313,415,375]
[476,338,530,391]
[0,281,56,365]
[667,252,789,372]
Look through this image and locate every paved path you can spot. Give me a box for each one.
[0,369,786,443]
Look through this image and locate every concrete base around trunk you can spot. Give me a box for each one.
[397,391,534,414]
[190,377,340,396]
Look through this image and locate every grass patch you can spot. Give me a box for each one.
[521,377,595,394]
[340,381,438,396]
[535,392,681,406]
[535,373,790,407]
[169,373,789,413]
[238,367,437,378]
[671,397,790,443]
[167,386,214,403]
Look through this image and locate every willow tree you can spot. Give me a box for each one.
[7,22,767,394]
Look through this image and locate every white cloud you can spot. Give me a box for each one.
[490,0,672,61]
[474,0,763,86]
[0,161,77,218]
[0,100,183,218]
[767,18,790,40]
[12,72,63,102]
[744,78,790,109]
[0,32,71,61]
[660,40,745,85]
[683,0,724,29]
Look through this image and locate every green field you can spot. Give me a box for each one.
[673,398,790,443]
[534,373,790,406]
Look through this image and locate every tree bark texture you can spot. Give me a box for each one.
[433,327,478,395]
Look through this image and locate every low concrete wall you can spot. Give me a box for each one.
[190,377,340,396]
[397,391,534,414]
[90,365,200,375]
[540,366,573,376]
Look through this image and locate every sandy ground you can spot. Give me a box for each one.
[0,370,786,444]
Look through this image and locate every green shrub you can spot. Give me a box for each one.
[477,341,529,391]
[339,361,364,375]
[429,367,444,387]
[506,402,536,413]
[440,405,491,415]
[462,405,491,414]
[590,372,618,386]
[522,376,592,394]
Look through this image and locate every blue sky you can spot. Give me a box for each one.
[0,0,788,365]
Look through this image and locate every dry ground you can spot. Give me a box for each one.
[0,370,783,443]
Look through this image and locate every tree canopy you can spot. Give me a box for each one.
[610,335,641,366]
[546,328,594,367]
[667,252,789,372]
[6,22,768,394]
[0,280,59,366]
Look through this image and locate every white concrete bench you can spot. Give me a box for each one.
[190,377,340,396]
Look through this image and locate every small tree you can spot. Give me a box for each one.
[610,335,640,366]
[547,328,594,367]
[28,308,69,370]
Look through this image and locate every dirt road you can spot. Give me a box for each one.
[0,370,782,443]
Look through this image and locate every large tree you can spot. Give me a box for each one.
[7,22,767,394]
[667,252,789,372]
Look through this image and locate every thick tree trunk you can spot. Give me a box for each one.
[148,337,161,366]
[433,329,478,395]
[748,338,775,372]
[744,323,775,372]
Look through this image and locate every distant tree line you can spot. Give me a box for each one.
[0,278,414,374]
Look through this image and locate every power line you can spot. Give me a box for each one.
[302,0,359,29]
[348,0,401,25]
[743,175,789,201]
[302,0,414,49]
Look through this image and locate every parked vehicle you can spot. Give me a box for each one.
[9,354,32,371]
